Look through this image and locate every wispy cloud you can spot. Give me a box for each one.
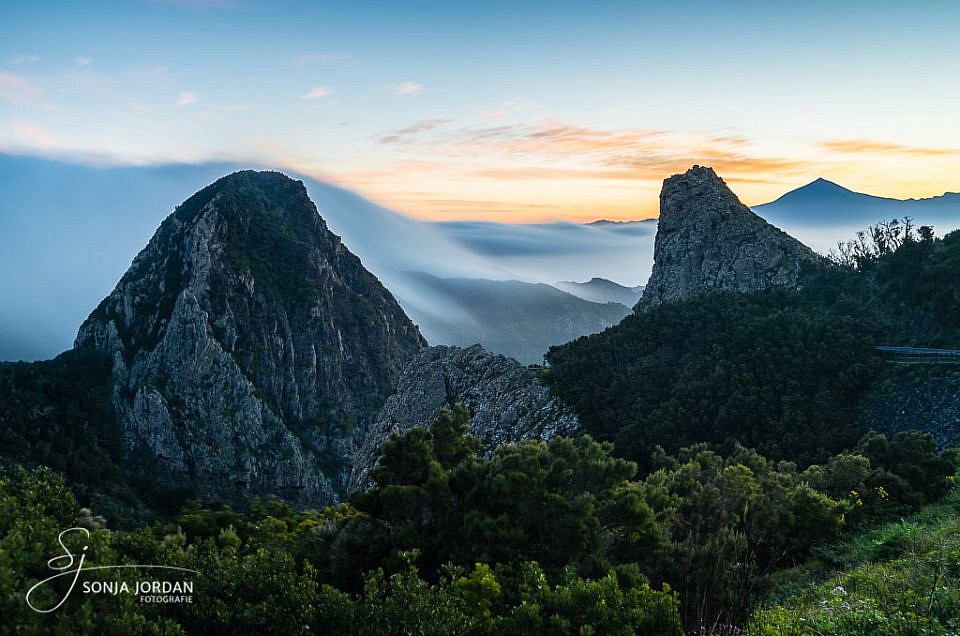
[482,109,510,120]
[392,81,424,96]
[467,157,807,184]
[5,54,41,66]
[302,86,334,99]
[0,71,40,105]
[602,152,810,182]
[372,118,816,189]
[75,57,92,66]
[478,97,539,120]
[820,138,956,156]
[175,91,197,107]
[451,122,667,156]
[468,166,629,181]
[378,118,453,143]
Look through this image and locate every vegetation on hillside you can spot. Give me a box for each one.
[833,219,960,344]
[2,408,955,634]
[546,223,960,471]
[0,349,156,523]
[3,219,960,634]
[747,482,960,635]
[546,282,883,470]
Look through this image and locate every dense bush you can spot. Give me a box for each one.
[0,349,154,525]
[803,430,957,527]
[2,407,956,634]
[0,414,684,635]
[348,406,666,583]
[547,286,883,470]
[835,222,960,343]
[641,444,844,629]
[0,465,183,634]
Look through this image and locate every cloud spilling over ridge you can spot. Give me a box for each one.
[5,152,953,362]
[0,153,657,361]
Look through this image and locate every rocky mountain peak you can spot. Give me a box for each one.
[637,165,822,310]
[76,170,426,504]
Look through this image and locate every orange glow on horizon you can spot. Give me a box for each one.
[283,125,960,224]
[309,163,958,225]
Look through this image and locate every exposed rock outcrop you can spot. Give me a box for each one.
[75,171,426,505]
[350,344,581,492]
[637,166,822,310]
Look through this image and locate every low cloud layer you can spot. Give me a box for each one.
[0,154,657,361]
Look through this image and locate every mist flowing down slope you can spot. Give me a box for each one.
[6,154,956,362]
[0,154,649,362]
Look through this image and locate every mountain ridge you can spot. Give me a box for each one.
[754,177,960,241]
[553,277,644,306]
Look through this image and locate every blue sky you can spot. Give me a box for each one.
[3,0,959,221]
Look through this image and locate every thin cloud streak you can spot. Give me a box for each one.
[820,139,957,156]
[378,118,453,143]
[175,91,197,107]
[5,54,41,66]
[303,86,334,99]
[392,81,423,95]
[7,119,57,148]
[376,119,816,182]
[0,71,40,105]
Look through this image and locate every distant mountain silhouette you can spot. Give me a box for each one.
[403,273,631,364]
[766,178,880,205]
[755,178,960,227]
[752,178,960,254]
[553,278,644,306]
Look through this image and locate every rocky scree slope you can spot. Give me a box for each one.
[350,344,580,492]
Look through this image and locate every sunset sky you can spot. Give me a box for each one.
[3,0,959,222]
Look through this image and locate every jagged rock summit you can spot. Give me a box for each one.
[75,170,426,505]
[637,166,822,310]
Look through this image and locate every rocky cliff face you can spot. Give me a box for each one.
[637,166,822,310]
[75,171,426,505]
[350,344,580,492]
